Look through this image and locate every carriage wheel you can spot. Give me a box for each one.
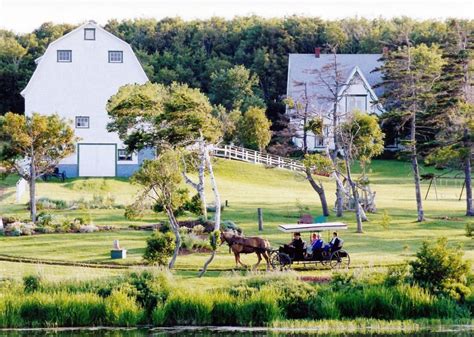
[271,252,291,270]
[329,250,350,269]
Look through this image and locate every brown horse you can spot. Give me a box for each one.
[220,230,271,270]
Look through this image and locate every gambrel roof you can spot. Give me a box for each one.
[287,53,384,108]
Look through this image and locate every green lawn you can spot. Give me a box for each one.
[0,158,473,280]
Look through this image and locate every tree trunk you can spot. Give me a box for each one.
[410,114,425,222]
[305,167,329,216]
[199,147,221,277]
[198,140,208,219]
[464,128,473,216]
[29,160,37,223]
[166,208,181,269]
[344,157,363,232]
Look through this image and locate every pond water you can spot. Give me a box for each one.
[0,327,473,337]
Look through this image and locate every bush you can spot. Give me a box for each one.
[410,238,471,297]
[161,292,213,325]
[183,193,203,215]
[143,231,176,266]
[192,224,205,235]
[236,288,280,326]
[307,289,340,319]
[466,223,473,237]
[104,290,144,326]
[221,220,242,234]
[125,271,170,314]
[35,198,68,210]
[272,280,314,319]
[23,275,41,293]
[384,264,410,286]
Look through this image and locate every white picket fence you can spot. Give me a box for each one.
[212,145,305,172]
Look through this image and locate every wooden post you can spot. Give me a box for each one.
[225,200,229,207]
[257,208,263,231]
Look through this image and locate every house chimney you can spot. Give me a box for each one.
[314,47,321,58]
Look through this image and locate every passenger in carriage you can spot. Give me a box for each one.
[324,232,343,252]
[311,233,324,251]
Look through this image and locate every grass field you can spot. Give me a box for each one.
[0,158,473,280]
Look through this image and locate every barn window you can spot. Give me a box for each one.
[57,50,72,62]
[117,149,132,161]
[84,28,96,40]
[346,95,367,112]
[75,116,89,128]
[108,51,123,63]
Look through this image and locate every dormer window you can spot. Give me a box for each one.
[346,95,367,112]
[57,50,72,62]
[108,51,123,63]
[84,28,96,40]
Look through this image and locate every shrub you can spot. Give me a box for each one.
[466,223,473,237]
[126,271,170,314]
[79,224,98,233]
[143,231,175,266]
[184,193,204,215]
[36,213,55,227]
[384,264,410,286]
[211,293,239,325]
[221,220,242,234]
[23,275,41,293]
[308,291,340,319]
[104,290,144,326]
[410,238,471,297]
[161,292,213,325]
[236,288,280,326]
[271,280,314,319]
[192,224,206,235]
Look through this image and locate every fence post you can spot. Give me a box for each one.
[257,208,263,231]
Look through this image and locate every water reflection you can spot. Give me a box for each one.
[0,327,472,337]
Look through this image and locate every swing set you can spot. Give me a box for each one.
[421,172,466,201]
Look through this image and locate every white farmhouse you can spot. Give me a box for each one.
[286,49,389,151]
[21,21,152,177]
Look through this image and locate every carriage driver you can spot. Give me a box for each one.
[286,232,305,258]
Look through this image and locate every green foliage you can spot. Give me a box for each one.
[104,290,144,326]
[466,223,473,237]
[184,193,204,216]
[384,264,410,287]
[209,230,220,250]
[410,238,471,299]
[302,153,334,176]
[161,292,213,325]
[237,106,272,152]
[209,65,265,112]
[143,231,176,266]
[305,117,324,136]
[236,288,281,326]
[22,275,41,293]
[340,112,385,165]
[380,210,392,230]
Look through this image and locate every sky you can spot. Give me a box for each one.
[1,0,473,33]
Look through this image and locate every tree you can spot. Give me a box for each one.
[0,112,76,221]
[428,21,473,216]
[107,82,220,219]
[237,107,272,152]
[209,65,265,112]
[339,112,385,232]
[285,85,331,217]
[131,151,184,269]
[378,42,445,222]
[107,82,224,274]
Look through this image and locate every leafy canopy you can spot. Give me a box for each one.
[0,112,76,179]
[237,107,272,152]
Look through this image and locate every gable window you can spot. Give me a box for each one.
[84,28,96,40]
[346,95,367,112]
[118,149,132,161]
[108,51,123,63]
[57,50,72,62]
[75,116,89,128]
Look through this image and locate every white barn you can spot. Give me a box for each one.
[21,21,152,177]
[286,50,387,151]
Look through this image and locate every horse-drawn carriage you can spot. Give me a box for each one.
[220,222,350,270]
[269,223,350,270]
